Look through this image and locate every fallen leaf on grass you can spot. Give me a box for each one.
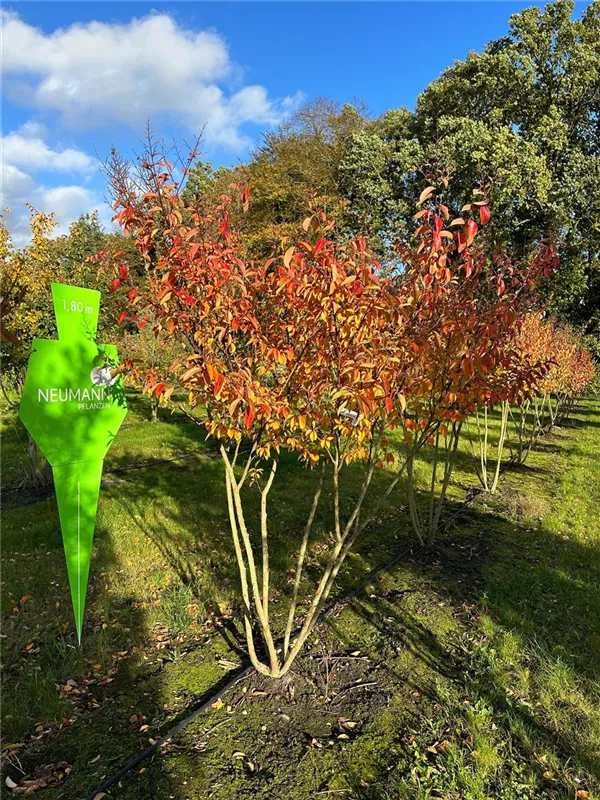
[339,719,360,731]
[125,712,149,733]
[5,762,71,794]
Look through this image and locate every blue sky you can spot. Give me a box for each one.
[0,1,590,242]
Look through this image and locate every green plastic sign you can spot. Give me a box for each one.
[19,283,127,642]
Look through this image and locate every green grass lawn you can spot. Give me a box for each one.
[1,394,599,799]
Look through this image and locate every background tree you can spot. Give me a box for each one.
[188,99,369,258]
[0,218,28,347]
[390,185,556,541]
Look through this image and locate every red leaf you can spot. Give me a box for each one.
[466,219,478,242]
[117,311,128,325]
[110,278,121,292]
[479,205,491,225]
[154,383,166,397]
[119,265,128,279]
[244,403,255,429]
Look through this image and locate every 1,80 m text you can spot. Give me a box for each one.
[63,299,94,314]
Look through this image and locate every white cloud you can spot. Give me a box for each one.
[41,185,99,221]
[1,163,35,203]
[16,120,47,139]
[1,176,106,246]
[1,10,302,148]
[1,124,106,245]
[2,126,96,174]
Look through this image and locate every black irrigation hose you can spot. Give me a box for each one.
[84,540,418,800]
[84,664,254,800]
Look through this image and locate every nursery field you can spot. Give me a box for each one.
[1,395,599,800]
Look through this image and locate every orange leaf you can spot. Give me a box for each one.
[418,186,435,205]
[283,246,295,268]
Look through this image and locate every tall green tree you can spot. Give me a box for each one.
[413,0,600,329]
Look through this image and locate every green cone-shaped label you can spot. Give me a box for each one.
[19,283,127,641]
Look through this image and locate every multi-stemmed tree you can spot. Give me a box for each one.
[110,157,418,677]
[108,148,592,675]
[506,316,596,465]
[389,186,556,534]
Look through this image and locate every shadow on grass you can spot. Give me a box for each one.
[340,500,600,798]
[4,402,599,798]
[23,489,598,798]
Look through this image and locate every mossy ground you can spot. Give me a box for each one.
[1,396,599,799]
